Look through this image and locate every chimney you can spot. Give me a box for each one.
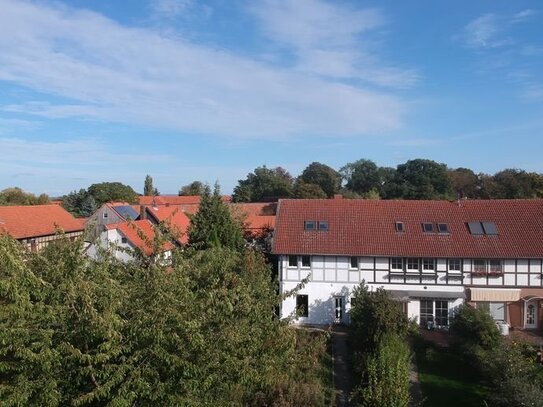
[140,205,147,220]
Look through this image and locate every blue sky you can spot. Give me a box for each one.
[0,0,542,196]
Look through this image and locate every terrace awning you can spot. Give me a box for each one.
[469,288,521,302]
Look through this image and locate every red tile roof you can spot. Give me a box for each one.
[0,205,85,239]
[272,199,543,259]
[145,206,190,244]
[107,219,173,256]
[243,215,275,236]
[138,195,202,206]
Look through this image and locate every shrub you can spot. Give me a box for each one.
[449,304,501,353]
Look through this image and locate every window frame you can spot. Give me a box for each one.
[296,294,309,318]
[103,212,109,219]
[391,257,404,271]
[288,255,298,268]
[304,220,315,231]
[317,221,329,231]
[437,223,449,233]
[406,257,420,272]
[395,221,405,232]
[473,259,486,274]
[448,258,462,273]
[350,256,359,269]
[488,259,503,274]
[422,222,434,233]
[301,255,311,268]
[422,258,435,273]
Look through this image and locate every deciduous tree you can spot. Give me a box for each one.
[232,166,293,202]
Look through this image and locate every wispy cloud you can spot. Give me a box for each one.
[463,14,511,48]
[248,0,418,88]
[512,9,537,24]
[0,0,407,140]
[149,0,193,19]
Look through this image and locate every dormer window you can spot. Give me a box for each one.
[395,221,405,232]
[318,221,329,231]
[437,223,449,233]
[422,222,434,233]
[304,221,315,231]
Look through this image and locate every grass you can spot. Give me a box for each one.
[414,337,490,407]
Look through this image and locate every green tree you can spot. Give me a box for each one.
[178,180,206,196]
[395,159,453,199]
[232,166,294,202]
[293,180,327,199]
[188,184,245,251]
[62,189,97,217]
[448,167,480,198]
[341,159,382,196]
[0,187,49,206]
[87,182,138,206]
[298,162,341,198]
[143,175,154,196]
[492,169,543,199]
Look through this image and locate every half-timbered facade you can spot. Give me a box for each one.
[272,198,543,329]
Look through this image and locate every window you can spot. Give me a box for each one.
[318,221,329,231]
[422,258,435,272]
[473,259,486,273]
[103,212,109,219]
[350,256,359,269]
[395,221,405,232]
[420,300,449,328]
[448,259,462,272]
[478,302,505,321]
[407,258,419,272]
[301,255,311,268]
[435,300,449,327]
[482,222,498,235]
[121,237,128,244]
[489,260,502,274]
[391,257,403,271]
[420,300,434,328]
[296,295,309,317]
[467,222,484,235]
[288,255,297,267]
[422,222,434,233]
[304,221,315,231]
[437,223,449,233]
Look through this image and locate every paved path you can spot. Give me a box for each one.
[331,325,352,407]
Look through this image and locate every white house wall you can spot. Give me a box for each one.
[279,254,543,326]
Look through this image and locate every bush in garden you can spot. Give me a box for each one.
[449,304,501,353]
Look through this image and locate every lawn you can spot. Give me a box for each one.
[414,337,490,407]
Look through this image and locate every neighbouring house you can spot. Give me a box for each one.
[0,204,85,251]
[138,195,202,206]
[231,202,277,238]
[144,205,191,245]
[272,198,543,330]
[86,202,141,238]
[87,219,174,263]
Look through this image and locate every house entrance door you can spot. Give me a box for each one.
[334,297,344,323]
[526,302,537,329]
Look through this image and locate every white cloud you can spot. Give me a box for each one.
[248,0,418,88]
[150,0,193,19]
[463,14,507,48]
[0,0,407,139]
[512,9,536,24]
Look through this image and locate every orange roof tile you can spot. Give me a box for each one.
[0,205,85,239]
[273,199,543,258]
[145,206,190,245]
[138,195,201,206]
[107,219,173,256]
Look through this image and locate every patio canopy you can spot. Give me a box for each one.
[390,290,466,301]
[469,288,521,302]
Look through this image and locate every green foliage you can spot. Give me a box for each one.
[353,334,410,407]
[293,180,327,199]
[395,158,453,199]
[448,167,480,198]
[482,341,543,407]
[178,180,206,196]
[298,162,341,198]
[349,283,409,353]
[449,304,501,353]
[0,187,49,206]
[232,166,293,202]
[341,159,382,196]
[62,189,97,217]
[143,174,155,196]
[0,231,330,406]
[493,169,543,199]
[87,182,138,206]
[188,184,245,251]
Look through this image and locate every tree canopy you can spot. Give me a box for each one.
[143,174,156,196]
[298,162,341,198]
[0,187,49,206]
[232,166,294,202]
[62,189,97,218]
[187,184,245,251]
[87,182,138,206]
[178,180,206,196]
